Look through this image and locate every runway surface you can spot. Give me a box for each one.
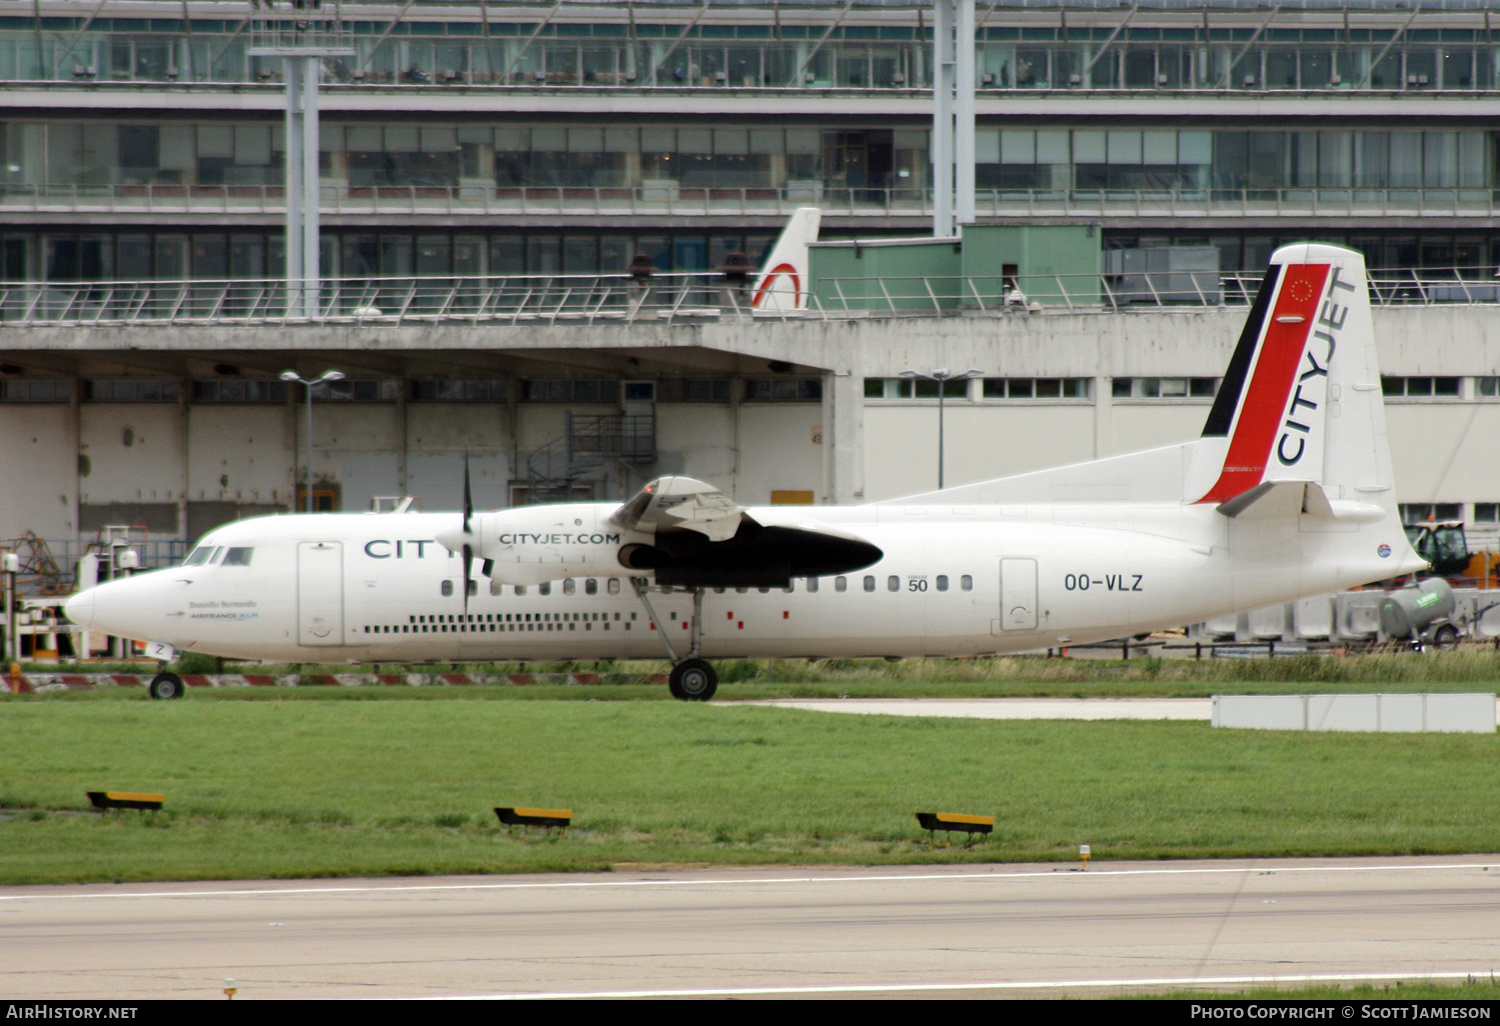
[4,857,1499,999]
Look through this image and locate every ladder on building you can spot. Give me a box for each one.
[523,412,656,504]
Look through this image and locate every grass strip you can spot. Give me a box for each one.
[2,699,1497,885]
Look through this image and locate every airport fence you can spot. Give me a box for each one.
[1,265,1497,327]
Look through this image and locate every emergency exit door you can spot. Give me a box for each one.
[998,557,1038,632]
[297,541,344,646]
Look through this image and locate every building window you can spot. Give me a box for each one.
[1111,377,1217,399]
[864,377,968,400]
[745,378,823,402]
[523,379,618,402]
[981,378,1091,399]
[411,380,508,402]
[1400,503,1463,524]
[0,379,70,402]
[85,380,180,402]
[656,378,731,402]
[1382,376,1462,398]
[320,379,399,402]
[192,380,288,402]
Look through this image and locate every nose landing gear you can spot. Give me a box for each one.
[631,579,718,701]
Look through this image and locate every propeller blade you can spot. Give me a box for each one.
[463,453,473,532]
[462,543,473,615]
[462,454,474,615]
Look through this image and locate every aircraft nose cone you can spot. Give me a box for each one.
[64,589,95,629]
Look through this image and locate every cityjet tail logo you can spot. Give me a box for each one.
[1276,265,1355,467]
[497,533,621,546]
[364,540,437,558]
[752,263,800,308]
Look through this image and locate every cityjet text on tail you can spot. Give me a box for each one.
[66,244,1425,700]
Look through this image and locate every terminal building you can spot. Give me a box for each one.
[1,0,1499,571]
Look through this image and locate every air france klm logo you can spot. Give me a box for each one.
[1276,265,1356,467]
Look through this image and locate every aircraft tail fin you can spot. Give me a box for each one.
[1186,243,1399,525]
[751,207,820,313]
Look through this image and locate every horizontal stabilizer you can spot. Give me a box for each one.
[1217,480,1388,523]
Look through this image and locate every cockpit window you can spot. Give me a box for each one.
[221,547,254,566]
[182,547,213,566]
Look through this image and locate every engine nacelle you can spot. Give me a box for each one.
[465,504,650,586]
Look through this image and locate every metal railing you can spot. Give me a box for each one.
[14,539,191,595]
[5,182,1500,219]
[4,265,1499,329]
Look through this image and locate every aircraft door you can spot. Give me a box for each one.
[998,557,1038,631]
[297,541,344,646]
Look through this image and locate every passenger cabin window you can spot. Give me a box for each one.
[961,575,973,591]
[563,579,576,595]
[835,576,846,592]
[863,576,875,592]
[585,578,598,595]
[607,578,620,595]
[441,580,454,597]
[539,582,551,596]
[806,578,819,593]
[221,547,254,566]
[489,580,502,596]
[514,585,527,595]
[887,575,899,592]
[936,575,949,591]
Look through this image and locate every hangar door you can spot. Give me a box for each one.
[297,541,344,646]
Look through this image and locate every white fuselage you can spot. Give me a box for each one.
[69,500,1405,664]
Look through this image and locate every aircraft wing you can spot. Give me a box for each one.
[609,476,745,542]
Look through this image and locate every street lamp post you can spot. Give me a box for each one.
[280,369,345,513]
[900,367,983,490]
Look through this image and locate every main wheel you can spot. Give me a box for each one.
[1432,624,1461,652]
[668,659,717,702]
[148,672,186,700]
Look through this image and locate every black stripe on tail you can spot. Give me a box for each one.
[1201,264,1282,438]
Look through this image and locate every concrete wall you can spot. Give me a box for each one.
[4,303,1500,545]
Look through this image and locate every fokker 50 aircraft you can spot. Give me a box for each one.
[66,244,1426,700]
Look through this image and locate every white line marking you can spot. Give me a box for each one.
[3,861,1497,902]
[423,971,1497,1000]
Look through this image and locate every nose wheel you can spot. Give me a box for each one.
[148,672,186,700]
[668,658,717,701]
[631,579,719,702]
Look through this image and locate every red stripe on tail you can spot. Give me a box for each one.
[1195,262,1329,504]
[751,262,800,308]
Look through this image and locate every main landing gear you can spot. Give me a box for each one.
[631,579,718,701]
